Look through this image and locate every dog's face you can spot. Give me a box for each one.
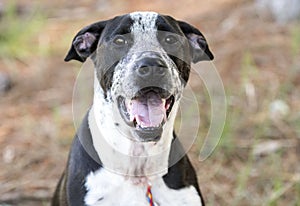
[65,12,213,143]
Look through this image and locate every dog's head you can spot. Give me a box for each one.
[65,12,213,143]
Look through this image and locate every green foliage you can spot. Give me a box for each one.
[290,26,300,57]
[296,182,300,206]
[0,1,46,59]
[241,51,258,83]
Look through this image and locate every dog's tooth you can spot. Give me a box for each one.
[126,100,132,110]
[139,123,146,128]
[126,99,135,121]
[135,115,141,126]
[129,115,134,121]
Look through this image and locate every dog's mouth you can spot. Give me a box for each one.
[117,87,175,141]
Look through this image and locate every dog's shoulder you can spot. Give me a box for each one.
[66,112,103,205]
[164,134,200,190]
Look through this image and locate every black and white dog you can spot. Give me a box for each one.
[52,11,213,206]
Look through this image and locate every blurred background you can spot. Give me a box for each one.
[0,0,299,205]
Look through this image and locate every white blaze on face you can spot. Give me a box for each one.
[129,12,168,59]
[128,11,183,85]
[130,11,158,28]
[130,12,159,50]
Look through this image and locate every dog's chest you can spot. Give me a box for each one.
[84,168,202,206]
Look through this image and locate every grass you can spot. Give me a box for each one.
[200,42,300,205]
[0,1,46,60]
[290,26,300,57]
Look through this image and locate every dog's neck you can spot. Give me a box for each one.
[88,75,179,179]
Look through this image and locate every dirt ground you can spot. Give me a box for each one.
[0,0,299,205]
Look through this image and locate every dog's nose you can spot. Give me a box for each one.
[136,58,167,78]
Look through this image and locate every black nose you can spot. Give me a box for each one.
[136,58,167,77]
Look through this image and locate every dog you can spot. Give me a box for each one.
[52,11,213,206]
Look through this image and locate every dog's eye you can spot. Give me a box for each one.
[113,36,127,46]
[165,35,178,44]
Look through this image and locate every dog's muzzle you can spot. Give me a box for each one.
[117,52,176,142]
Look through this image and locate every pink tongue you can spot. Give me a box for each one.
[129,92,166,127]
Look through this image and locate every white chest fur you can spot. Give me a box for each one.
[84,168,202,206]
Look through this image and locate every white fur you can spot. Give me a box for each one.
[129,12,159,53]
[130,12,158,32]
[84,168,202,206]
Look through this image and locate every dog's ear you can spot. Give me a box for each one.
[178,21,214,63]
[64,21,108,62]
